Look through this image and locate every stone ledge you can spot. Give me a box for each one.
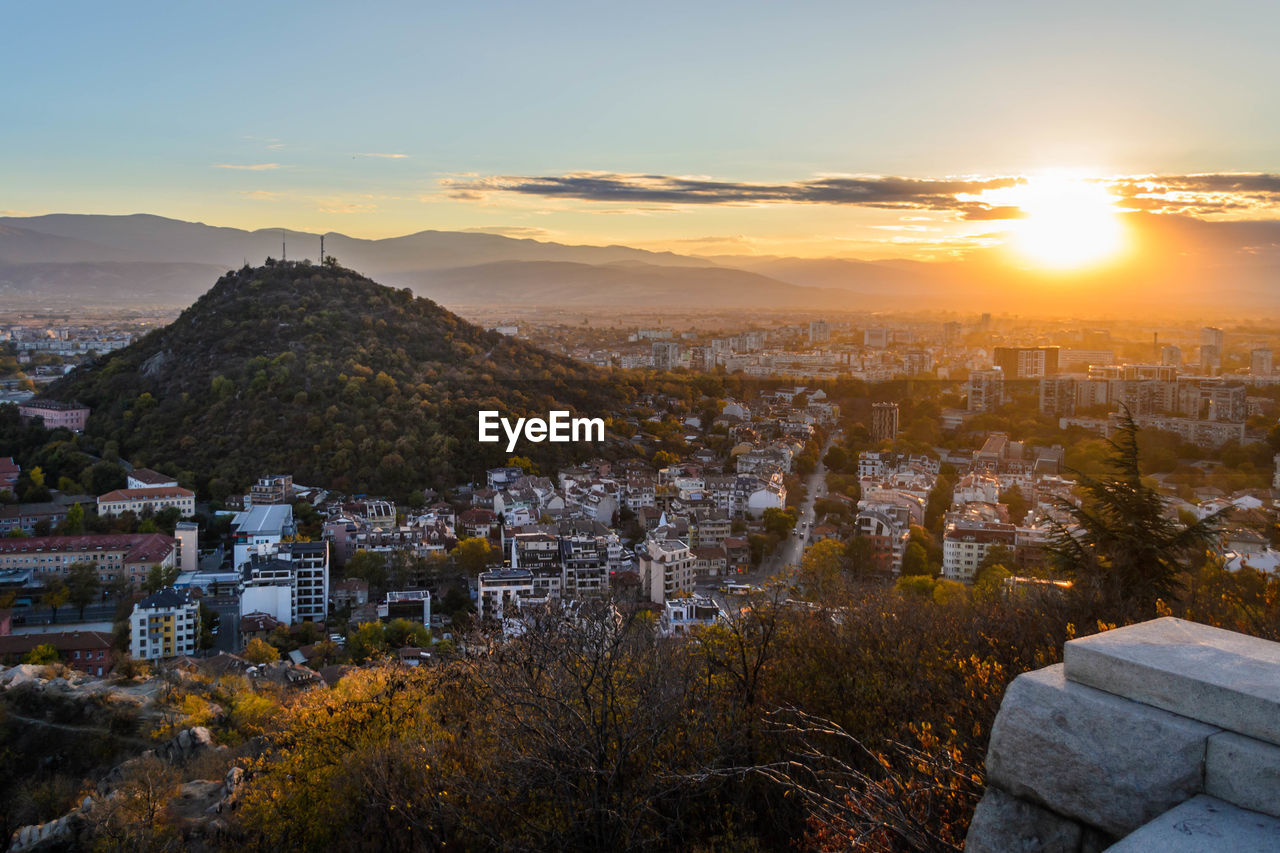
[1064,617,1280,746]
[1105,795,1280,852]
[1204,731,1280,819]
[985,664,1217,837]
[965,787,1082,853]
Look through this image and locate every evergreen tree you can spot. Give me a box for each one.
[1048,410,1227,618]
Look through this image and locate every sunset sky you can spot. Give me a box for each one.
[4,0,1279,262]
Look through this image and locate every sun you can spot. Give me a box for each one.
[1003,174,1126,270]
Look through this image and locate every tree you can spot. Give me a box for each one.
[349,621,389,662]
[900,542,930,577]
[66,561,101,619]
[345,549,389,590]
[652,450,679,468]
[23,643,59,665]
[43,578,70,622]
[761,507,798,538]
[244,637,280,664]
[1000,484,1030,524]
[1049,411,1228,619]
[845,535,881,579]
[142,563,179,593]
[799,539,847,602]
[452,537,494,575]
[62,501,85,535]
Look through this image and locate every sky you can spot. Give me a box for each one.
[3,0,1279,260]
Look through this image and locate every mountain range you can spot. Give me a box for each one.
[2,212,1278,316]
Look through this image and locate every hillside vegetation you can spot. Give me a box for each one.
[49,260,630,497]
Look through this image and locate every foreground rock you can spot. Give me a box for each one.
[967,618,1280,852]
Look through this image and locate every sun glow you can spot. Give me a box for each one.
[1001,174,1126,269]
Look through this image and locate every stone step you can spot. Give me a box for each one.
[984,664,1217,838]
[1064,617,1280,746]
[1105,795,1280,852]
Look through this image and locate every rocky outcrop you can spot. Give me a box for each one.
[7,727,232,853]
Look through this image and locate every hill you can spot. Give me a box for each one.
[402,259,855,309]
[45,261,631,497]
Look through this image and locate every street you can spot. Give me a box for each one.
[699,435,834,601]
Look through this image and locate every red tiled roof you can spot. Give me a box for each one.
[0,533,175,561]
[98,486,194,502]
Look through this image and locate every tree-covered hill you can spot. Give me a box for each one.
[47,260,632,498]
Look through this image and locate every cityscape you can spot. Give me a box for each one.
[2,2,1280,852]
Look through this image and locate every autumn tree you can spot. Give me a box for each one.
[452,537,494,575]
[244,637,280,664]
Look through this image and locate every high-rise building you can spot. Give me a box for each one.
[1161,345,1182,368]
[652,341,680,370]
[968,368,1005,413]
[1251,348,1273,377]
[993,346,1060,379]
[871,402,899,442]
[1039,377,1077,416]
[864,327,889,348]
[809,320,830,344]
[1201,327,1224,374]
[1200,344,1222,375]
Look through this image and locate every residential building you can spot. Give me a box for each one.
[968,369,1005,413]
[97,486,195,519]
[994,346,1059,379]
[478,568,536,620]
[638,536,695,605]
[0,630,113,676]
[1251,349,1273,377]
[942,520,1018,581]
[0,457,17,494]
[18,399,89,431]
[126,468,178,490]
[871,402,899,442]
[0,501,69,536]
[661,596,722,636]
[130,587,199,661]
[231,504,296,570]
[1161,345,1182,367]
[174,521,198,575]
[249,474,294,506]
[809,320,830,344]
[652,341,680,370]
[0,533,174,586]
[239,540,329,625]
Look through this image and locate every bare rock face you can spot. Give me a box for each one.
[965,787,1082,853]
[984,664,1217,837]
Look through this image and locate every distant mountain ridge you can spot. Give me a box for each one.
[3,212,1279,316]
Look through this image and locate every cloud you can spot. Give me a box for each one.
[213,162,281,171]
[355,152,409,159]
[443,172,1024,215]
[239,190,282,201]
[460,225,552,238]
[962,205,1027,221]
[1107,173,1280,216]
[443,170,1280,222]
